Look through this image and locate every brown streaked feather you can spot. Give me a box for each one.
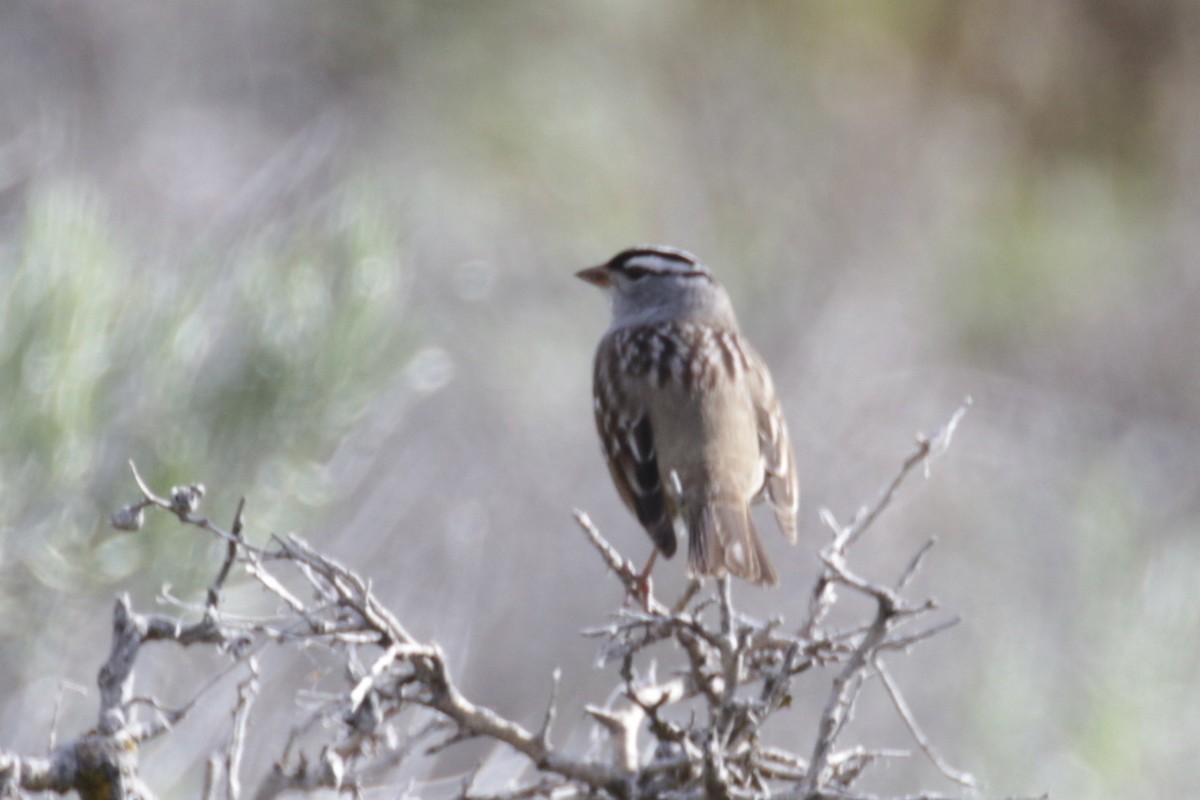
[594,341,677,557]
[744,344,800,541]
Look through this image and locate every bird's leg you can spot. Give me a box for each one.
[717,574,736,649]
[626,549,660,611]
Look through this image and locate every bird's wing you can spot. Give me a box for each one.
[745,343,799,541]
[594,338,677,557]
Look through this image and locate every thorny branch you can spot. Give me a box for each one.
[0,400,1041,800]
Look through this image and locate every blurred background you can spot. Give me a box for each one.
[1,1,1198,798]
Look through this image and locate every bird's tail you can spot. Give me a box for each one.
[685,502,778,587]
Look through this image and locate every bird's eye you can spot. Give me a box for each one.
[622,266,650,281]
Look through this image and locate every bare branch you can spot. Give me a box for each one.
[224,660,260,800]
[842,396,972,553]
[874,659,976,790]
[206,497,247,616]
[895,538,937,592]
[536,668,562,751]
[3,401,1030,800]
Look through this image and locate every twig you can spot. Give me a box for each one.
[802,400,970,642]
[895,538,936,592]
[349,643,404,712]
[207,497,247,615]
[879,617,961,653]
[842,396,971,553]
[874,658,976,789]
[537,669,562,750]
[48,682,87,752]
[128,461,263,553]
[225,659,260,800]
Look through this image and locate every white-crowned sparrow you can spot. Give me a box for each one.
[578,246,799,586]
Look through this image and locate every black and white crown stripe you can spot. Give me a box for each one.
[606,246,713,281]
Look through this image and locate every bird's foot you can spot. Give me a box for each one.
[624,550,659,612]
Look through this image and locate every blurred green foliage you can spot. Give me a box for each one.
[946,164,1146,358]
[0,178,415,659]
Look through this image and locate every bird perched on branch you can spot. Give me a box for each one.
[578,246,799,591]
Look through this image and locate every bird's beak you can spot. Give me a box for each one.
[575,264,613,288]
